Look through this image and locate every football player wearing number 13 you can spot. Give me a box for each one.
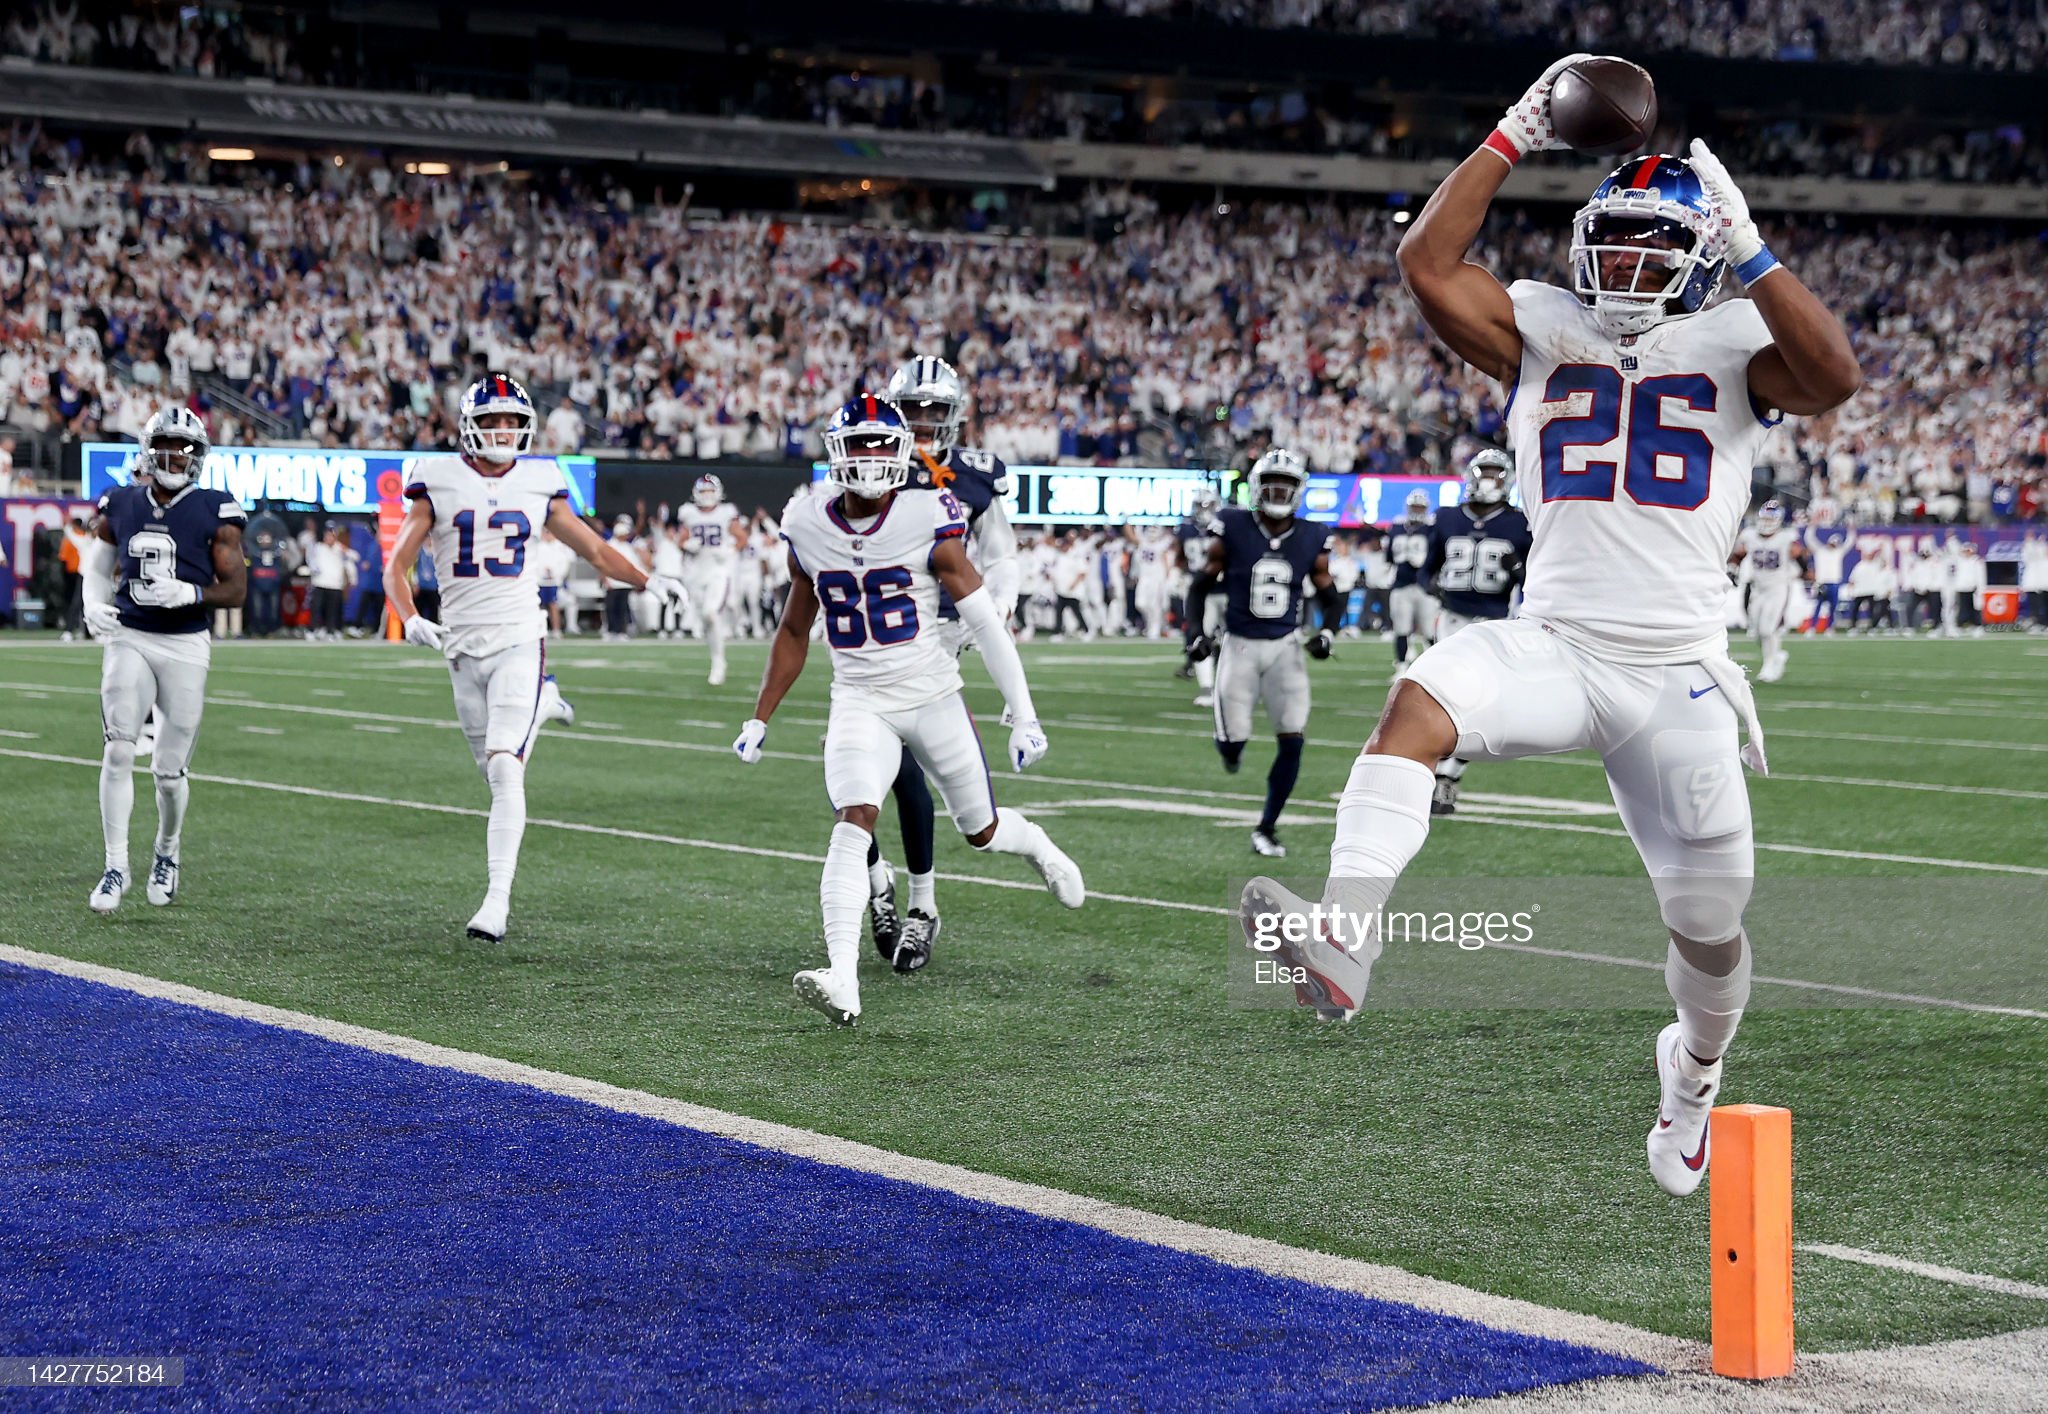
[1245,57,1859,1196]
[384,374,687,943]
[734,396,1083,1027]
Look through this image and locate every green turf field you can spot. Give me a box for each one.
[2,630,2043,1354]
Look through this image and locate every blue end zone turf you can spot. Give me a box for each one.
[1,965,1655,1410]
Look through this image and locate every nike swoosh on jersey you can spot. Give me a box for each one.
[1689,684,1720,699]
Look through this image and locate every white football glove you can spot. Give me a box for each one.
[402,614,446,651]
[1687,138,1771,276]
[733,718,767,764]
[647,573,689,610]
[1490,53,1593,160]
[85,602,122,639]
[127,576,199,609]
[1008,718,1048,773]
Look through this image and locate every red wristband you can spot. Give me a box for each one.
[1482,129,1522,166]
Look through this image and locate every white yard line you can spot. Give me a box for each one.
[6,681,2044,877]
[0,941,1693,1371]
[1798,1245,2048,1302]
[3,745,2039,1019]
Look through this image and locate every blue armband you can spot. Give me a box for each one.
[1733,246,1781,287]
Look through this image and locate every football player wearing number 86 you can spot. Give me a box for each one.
[1245,59,1860,1199]
[384,374,688,943]
[734,395,1083,1027]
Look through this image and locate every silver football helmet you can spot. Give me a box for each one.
[141,406,210,491]
[1463,449,1512,507]
[1249,447,1307,518]
[884,355,968,456]
[1404,488,1433,525]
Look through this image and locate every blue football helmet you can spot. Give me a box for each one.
[823,395,915,499]
[1569,154,1728,338]
[459,373,536,462]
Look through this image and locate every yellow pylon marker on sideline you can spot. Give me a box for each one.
[1710,1104,1794,1379]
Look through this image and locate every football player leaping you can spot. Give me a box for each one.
[734,396,1082,1026]
[1244,60,1859,1197]
[857,355,1022,973]
[82,406,248,912]
[1730,499,1806,683]
[1421,449,1531,815]
[678,474,743,685]
[383,374,686,942]
[1185,448,1343,859]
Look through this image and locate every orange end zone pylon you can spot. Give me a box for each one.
[1710,1104,1794,1379]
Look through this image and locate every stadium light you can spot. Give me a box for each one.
[207,147,256,162]
[414,162,452,176]
[1392,210,1412,224]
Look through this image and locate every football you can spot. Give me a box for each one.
[1549,57,1659,157]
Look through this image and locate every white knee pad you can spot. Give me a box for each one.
[103,739,136,771]
[1655,875,1751,945]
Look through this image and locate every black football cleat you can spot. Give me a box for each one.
[869,867,902,964]
[1431,775,1459,816]
[893,910,940,974]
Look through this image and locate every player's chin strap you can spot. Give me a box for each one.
[1698,656,1769,776]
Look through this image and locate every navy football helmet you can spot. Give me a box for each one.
[824,395,915,499]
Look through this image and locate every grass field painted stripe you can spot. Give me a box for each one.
[7,680,2044,877]
[1517,755,2048,804]
[0,941,1697,1373]
[1799,1245,2048,1302]
[6,745,2040,1019]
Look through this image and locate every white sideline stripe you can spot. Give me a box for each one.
[1768,700,2047,722]
[4,745,2038,1019]
[237,726,284,735]
[0,728,38,738]
[1799,1245,2048,1301]
[1772,728,2048,755]
[7,680,2045,877]
[353,724,401,735]
[0,941,1697,1372]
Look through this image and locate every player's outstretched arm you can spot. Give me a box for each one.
[1687,141,1860,416]
[548,500,687,609]
[934,536,1047,770]
[205,524,247,608]
[744,565,818,729]
[1396,152,1522,385]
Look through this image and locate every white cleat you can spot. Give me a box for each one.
[466,892,510,943]
[1250,828,1286,858]
[708,660,728,687]
[1030,841,1086,909]
[793,968,859,1026]
[1757,650,1788,685]
[539,676,575,726]
[145,852,179,907]
[1193,691,1214,708]
[1647,1021,1721,1196]
[1239,876,1374,1022]
[89,867,129,914]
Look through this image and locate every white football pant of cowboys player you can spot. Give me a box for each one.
[83,406,248,912]
[733,395,1083,1027]
[1386,488,1437,673]
[678,473,743,684]
[384,374,688,942]
[1247,59,1860,1197]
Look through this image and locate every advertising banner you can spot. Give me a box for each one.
[81,444,597,518]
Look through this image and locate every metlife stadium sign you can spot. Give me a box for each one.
[81,444,597,517]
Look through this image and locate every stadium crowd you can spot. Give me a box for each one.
[1,127,2042,525]
[972,0,2048,70]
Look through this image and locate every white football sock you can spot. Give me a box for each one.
[1666,932,1751,1063]
[1435,755,1470,782]
[1322,754,1436,962]
[153,773,189,858]
[1195,656,1215,689]
[867,857,892,897]
[981,806,1052,863]
[822,821,871,979]
[100,738,136,875]
[484,753,526,900]
[908,871,936,915]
